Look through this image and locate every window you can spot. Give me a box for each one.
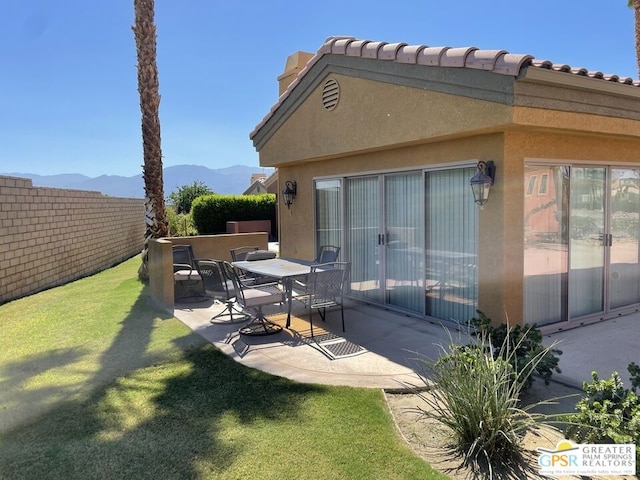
[526,175,537,195]
[539,174,548,195]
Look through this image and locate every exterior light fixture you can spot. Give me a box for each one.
[470,161,496,206]
[282,181,297,209]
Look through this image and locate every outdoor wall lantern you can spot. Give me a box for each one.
[282,181,297,209]
[470,161,496,206]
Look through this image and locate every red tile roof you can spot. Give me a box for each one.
[251,36,640,139]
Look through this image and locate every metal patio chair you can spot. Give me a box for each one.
[230,246,260,261]
[314,245,341,263]
[222,261,286,336]
[172,244,206,302]
[194,259,249,324]
[304,262,350,337]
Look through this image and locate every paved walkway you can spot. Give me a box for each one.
[173,296,640,391]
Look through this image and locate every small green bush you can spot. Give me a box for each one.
[166,207,197,237]
[469,310,562,390]
[563,363,640,468]
[413,328,560,473]
[191,194,276,235]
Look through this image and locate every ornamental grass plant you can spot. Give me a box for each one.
[411,327,563,477]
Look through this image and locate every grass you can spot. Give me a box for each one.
[0,257,446,479]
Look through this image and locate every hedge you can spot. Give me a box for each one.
[191,194,277,236]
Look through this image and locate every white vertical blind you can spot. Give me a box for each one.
[315,179,342,253]
[425,168,478,323]
[385,172,424,312]
[346,177,380,300]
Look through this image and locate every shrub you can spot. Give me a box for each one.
[191,194,276,234]
[412,328,561,473]
[167,181,214,214]
[469,310,562,390]
[563,363,640,467]
[166,207,197,236]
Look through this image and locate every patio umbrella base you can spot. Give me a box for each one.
[239,319,283,336]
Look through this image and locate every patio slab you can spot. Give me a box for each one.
[172,298,640,391]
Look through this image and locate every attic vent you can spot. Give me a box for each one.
[322,78,340,110]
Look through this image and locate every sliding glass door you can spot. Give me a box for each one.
[524,165,640,326]
[345,172,424,310]
[317,165,478,322]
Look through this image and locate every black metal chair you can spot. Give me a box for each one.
[304,262,350,337]
[221,261,286,336]
[315,245,341,263]
[195,259,249,324]
[230,246,259,261]
[172,244,206,302]
[230,245,275,284]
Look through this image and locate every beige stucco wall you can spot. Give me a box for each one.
[259,74,512,168]
[0,175,144,304]
[148,232,269,307]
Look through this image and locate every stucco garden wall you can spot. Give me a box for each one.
[148,232,269,307]
[0,175,145,304]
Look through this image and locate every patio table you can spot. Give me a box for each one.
[232,257,315,327]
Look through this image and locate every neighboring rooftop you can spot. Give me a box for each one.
[251,36,640,139]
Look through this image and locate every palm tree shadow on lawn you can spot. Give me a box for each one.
[1,289,323,479]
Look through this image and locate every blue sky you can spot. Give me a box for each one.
[0,0,636,178]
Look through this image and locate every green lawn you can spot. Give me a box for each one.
[0,257,447,479]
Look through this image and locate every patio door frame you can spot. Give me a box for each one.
[525,161,640,329]
[569,164,640,324]
[344,171,425,313]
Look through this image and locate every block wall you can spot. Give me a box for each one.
[0,175,145,303]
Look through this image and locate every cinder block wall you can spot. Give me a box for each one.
[0,175,145,304]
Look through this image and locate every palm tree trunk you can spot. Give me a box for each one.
[132,0,168,280]
[634,0,640,78]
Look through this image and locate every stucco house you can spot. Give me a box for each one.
[250,36,640,332]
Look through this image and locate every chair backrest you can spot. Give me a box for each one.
[220,261,246,303]
[194,259,231,297]
[173,244,196,267]
[308,262,350,307]
[230,246,259,262]
[315,245,341,263]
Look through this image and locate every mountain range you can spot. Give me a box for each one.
[3,164,274,198]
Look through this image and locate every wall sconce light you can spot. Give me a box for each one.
[282,181,297,209]
[469,161,496,206]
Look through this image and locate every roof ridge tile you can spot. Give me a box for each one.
[416,46,451,66]
[440,47,478,67]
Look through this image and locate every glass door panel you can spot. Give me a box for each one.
[523,166,569,326]
[569,167,606,318]
[609,168,640,310]
[425,167,478,323]
[384,172,424,311]
[315,179,342,252]
[346,177,381,301]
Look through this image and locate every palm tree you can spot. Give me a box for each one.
[630,0,640,78]
[132,0,168,280]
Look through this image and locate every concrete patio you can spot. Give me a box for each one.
[172,295,640,391]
